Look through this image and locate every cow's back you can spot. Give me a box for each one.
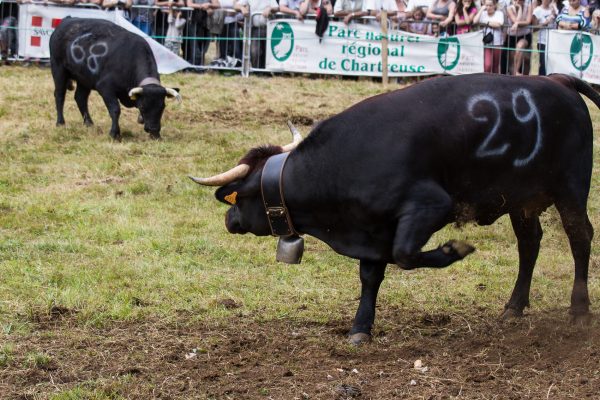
[50,18,156,91]
[294,74,593,219]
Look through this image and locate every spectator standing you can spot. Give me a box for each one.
[76,0,103,5]
[556,0,589,29]
[280,0,305,19]
[454,0,477,33]
[238,0,279,68]
[299,0,333,16]
[216,0,243,64]
[391,0,408,27]
[364,0,399,24]
[474,0,504,72]
[165,4,187,54]
[591,8,600,31]
[130,0,155,35]
[102,0,133,18]
[333,0,368,24]
[406,0,431,16]
[185,0,218,65]
[506,0,533,75]
[532,0,557,74]
[426,0,456,36]
[408,5,429,31]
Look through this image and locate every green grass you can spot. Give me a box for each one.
[0,66,599,335]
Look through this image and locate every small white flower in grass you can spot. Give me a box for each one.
[413,359,422,369]
[410,379,417,386]
[351,368,359,374]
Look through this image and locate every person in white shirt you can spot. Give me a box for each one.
[474,0,505,72]
[280,0,305,19]
[334,0,368,24]
[238,0,279,68]
[364,0,399,24]
[532,0,558,75]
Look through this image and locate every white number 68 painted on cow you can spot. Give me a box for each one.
[70,33,109,75]
[468,89,542,167]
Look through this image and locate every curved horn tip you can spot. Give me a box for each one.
[286,120,302,140]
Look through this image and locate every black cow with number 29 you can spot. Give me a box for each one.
[192,74,600,344]
[50,17,181,141]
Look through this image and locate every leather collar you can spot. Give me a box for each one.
[139,77,161,86]
[260,152,296,237]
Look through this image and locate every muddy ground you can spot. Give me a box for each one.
[2,306,599,399]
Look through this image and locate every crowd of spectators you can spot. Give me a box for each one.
[3,0,600,71]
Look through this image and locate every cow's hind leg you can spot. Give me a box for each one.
[74,85,93,126]
[392,181,475,269]
[51,65,68,126]
[99,92,121,140]
[502,211,542,319]
[555,201,593,323]
[349,260,386,345]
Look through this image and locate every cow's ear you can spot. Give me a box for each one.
[216,182,243,205]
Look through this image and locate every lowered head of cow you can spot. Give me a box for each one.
[129,85,180,139]
[189,121,303,235]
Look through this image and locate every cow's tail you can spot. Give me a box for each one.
[548,73,600,109]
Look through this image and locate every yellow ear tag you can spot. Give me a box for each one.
[224,192,238,205]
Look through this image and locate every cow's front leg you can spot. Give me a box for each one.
[392,181,474,269]
[349,260,386,345]
[100,94,121,140]
[502,211,542,319]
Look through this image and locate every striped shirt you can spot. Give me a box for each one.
[556,6,589,29]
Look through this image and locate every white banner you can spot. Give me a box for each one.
[267,19,484,76]
[547,30,600,85]
[17,4,190,74]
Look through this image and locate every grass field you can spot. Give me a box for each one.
[1,66,600,399]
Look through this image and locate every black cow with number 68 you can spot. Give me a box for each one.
[50,17,181,140]
[191,74,600,345]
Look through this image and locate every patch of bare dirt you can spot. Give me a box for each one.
[1,309,600,399]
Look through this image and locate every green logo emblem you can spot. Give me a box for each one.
[271,22,294,62]
[437,37,461,71]
[570,33,593,71]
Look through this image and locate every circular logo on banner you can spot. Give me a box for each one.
[271,22,295,62]
[570,33,593,71]
[437,37,461,71]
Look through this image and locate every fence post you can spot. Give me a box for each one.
[380,10,388,87]
[241,14,251,77]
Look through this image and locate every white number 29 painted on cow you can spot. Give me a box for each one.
[468,89,542,167]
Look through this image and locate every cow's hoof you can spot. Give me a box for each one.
[500,307,523,320]
[56,121,65,127]
[84,120,94,127]
[570,312,592,326]
[442,240,475,258]
[348,332,371,346]
[110,135,122,142]
[149,134,162,141]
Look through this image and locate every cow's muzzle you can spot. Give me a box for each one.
[145,126,161,139]
[225,209,245,234]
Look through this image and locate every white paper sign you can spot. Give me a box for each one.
[266,19,484,76]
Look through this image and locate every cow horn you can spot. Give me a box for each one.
[281,121,303,152]
[166,88,182,102]
[129,87,143,100]
[188,164,250,186]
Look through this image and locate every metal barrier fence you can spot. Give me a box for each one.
[0,0,592,78]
